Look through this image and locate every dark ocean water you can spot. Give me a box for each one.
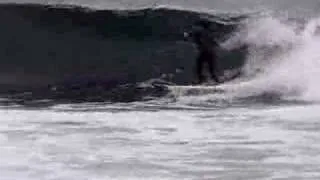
[2,3,320,180]
[0,3,247,104]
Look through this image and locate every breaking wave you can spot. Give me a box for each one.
[1,3,319,105]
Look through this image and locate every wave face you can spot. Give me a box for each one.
[0,3,319,105]
[0,3,246,103]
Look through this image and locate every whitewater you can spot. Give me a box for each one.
[1,0,320,179]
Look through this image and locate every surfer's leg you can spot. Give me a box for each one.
[196,54,205,84]
[207,54,220,83]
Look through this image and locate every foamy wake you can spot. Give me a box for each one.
[217,14,320,102]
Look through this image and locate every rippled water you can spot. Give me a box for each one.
[1,102,320,180]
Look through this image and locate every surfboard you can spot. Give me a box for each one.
[165,68,241,96]
[166,84,224,97]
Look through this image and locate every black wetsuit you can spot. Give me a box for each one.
[187,25,220,84]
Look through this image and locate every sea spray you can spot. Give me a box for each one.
[219,14,320,102]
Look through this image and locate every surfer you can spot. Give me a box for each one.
[184,20,221,84]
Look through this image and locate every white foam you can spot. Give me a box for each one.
[210,15,320,102]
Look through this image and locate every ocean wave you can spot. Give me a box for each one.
[0,3,246,103]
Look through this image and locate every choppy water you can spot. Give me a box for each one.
[1,102,320,180]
